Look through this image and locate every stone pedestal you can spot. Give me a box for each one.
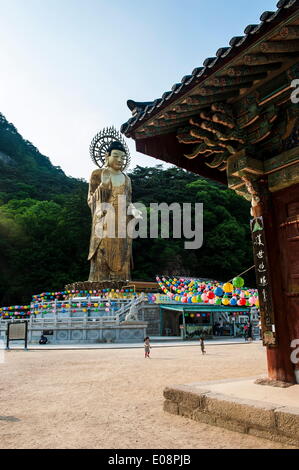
[65,280,128,292]
[163,378,299,446]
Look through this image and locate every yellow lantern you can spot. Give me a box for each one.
[222,298,230,306]
[223,282,233,293]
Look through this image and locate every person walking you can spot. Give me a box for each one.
[200,335,206,355]
[219,319,224,336]
[247,322,253,342]
[258,320,262,339]
[244,323,249,341]
[144,336,151,358]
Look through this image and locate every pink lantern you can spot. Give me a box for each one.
[201,293,208,302]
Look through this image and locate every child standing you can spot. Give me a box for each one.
[144,336,151,358]
[200,336,206,355]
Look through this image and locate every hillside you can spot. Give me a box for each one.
[0,112,254,305]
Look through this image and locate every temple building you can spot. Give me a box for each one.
[121,0,299,384]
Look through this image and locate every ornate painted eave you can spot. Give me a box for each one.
[121,0,299,184]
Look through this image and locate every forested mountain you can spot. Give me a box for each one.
[0,113,81,203]
[0,113,254,305]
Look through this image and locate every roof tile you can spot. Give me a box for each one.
[244,24,259,34]
[196,68,206,78]
[216,47,231,57]
[181,75,193,83]
[122,0,299,135]
[162,91,172,100]
[203,57,218,67]
[260,11,277,21]
[229,36,244,46]
[171,83,182,92]
[277,0,296,8]
[192,66,204,75]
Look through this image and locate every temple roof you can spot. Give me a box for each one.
[121,0,299,139]
[120,0,299,185]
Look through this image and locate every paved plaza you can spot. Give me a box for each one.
[0,341,297,449]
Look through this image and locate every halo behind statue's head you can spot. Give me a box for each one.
[89,126,131,170]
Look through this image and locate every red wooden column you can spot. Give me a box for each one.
[263,183,299,384]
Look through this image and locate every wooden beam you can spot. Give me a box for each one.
[174,104,194,113]
[135,134,228,185]
[196,83,253,96]
[279,26,299,40]
[212,113,235,129]
[226,63,281,77]
[186,91,239,105]
[184,144,213,159]
[206,73,267,86]
[211,102,234,117]
[261,40,299,53]
[244,54,288,66]
[190,117,203,127]
[176,131,203,145]
[205,152,229,168]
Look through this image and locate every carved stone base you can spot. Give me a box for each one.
[65,280,129,292]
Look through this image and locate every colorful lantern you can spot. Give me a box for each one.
[232,277,244,288]
[223,283,233,293]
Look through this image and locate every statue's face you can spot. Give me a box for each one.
[107,149,125,170]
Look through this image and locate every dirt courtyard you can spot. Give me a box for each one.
[0,342,295,449]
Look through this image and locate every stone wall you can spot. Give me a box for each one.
[0,322,147,345]
[138,304,161,336]
[163,384,299,447]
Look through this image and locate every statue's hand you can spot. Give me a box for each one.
[128,204,143,219]
[100,168,111,188]
[132,208,143,220]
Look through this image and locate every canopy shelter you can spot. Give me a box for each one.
[160,304,252,338]
[160,305,250,312]
[122,1,299,384]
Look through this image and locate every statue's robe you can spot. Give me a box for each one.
[87,169,133,281]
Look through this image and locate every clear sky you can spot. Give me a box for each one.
[0,0,277,181]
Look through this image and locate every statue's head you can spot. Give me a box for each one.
[105,141,126,171]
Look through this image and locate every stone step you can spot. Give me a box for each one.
[163,378,299,447]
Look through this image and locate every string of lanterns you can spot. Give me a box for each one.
[0,288,137,320]
[32,288,135,302]
[0,305,31,319]
[155,276,259,307]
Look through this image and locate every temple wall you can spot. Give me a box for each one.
[138,304,161,336]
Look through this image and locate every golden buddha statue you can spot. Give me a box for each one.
[87,139,140,282]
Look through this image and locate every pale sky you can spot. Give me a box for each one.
[0,0,276,181]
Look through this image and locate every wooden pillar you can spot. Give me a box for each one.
[227,150,299,384]
[265,183,299,383]
[262,184,298,383]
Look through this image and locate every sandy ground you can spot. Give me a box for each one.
[0,342,296,449]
